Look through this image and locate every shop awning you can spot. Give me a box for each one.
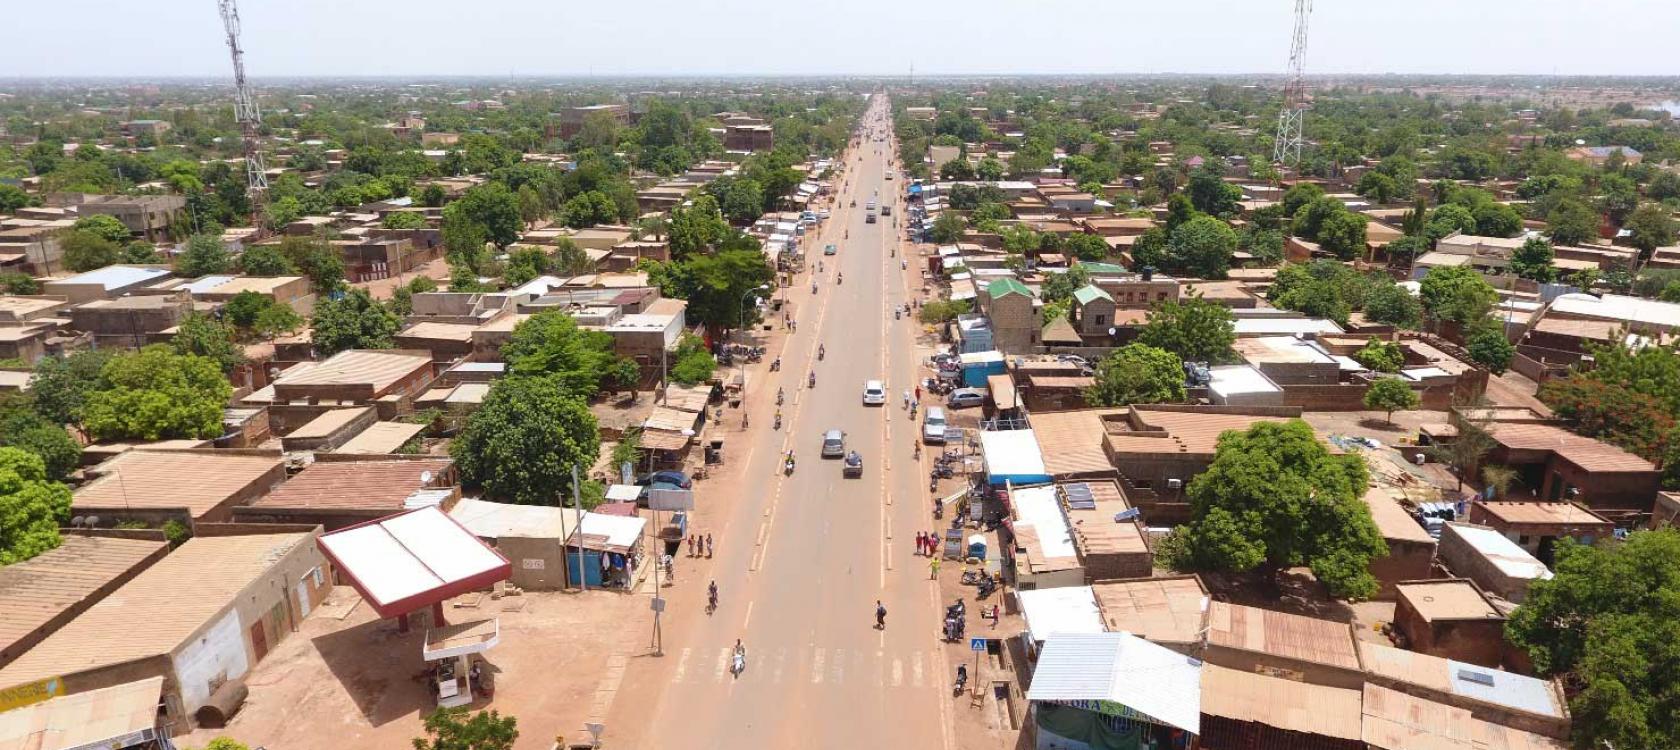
[1027,631,1202,734]
[640,428,691,452]
[987,373,1017,409]
[980,429,1051,486]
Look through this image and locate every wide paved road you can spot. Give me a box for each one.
[613,95,954,749]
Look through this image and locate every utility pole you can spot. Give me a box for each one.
[1271,0,1313,170]
[570,465,588,593]
[218,0,269,231]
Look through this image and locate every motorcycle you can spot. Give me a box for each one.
[770,357,781,372]
[784,454,796,475]
[933,497,943,519]
[732,646,746,678]
[953,664,968,694]
[837,273,843,285]
[977,577,998,599]
[808,372,816,388]
[811,282,818,294]
[818,345,825,361]
[894,308,901,320]
[773,412,782,430]
[776,388,784,406]
[931,465,954,480]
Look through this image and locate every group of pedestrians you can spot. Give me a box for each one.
[914,530,942,558]
[686,533,714,558]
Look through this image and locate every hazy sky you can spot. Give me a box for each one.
[4,0,1677,78]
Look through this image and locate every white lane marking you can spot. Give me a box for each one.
[913,651,924,687]
[743,600,755,629]
[774,646,787,685]
[892,657,904,687]
[672,647,692,684]
[811,647,826,684]
[876,650,886,687]
[831,647,846,684]
[715,646,731,683]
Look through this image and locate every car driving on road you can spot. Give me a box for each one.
[862,380,886,406]
[821,429,846,458]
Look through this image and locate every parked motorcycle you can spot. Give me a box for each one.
[953,665,969,694]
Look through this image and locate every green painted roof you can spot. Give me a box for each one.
[1072,284,1113,306]
[1077,261,1127,274]
[988,277,1033,299]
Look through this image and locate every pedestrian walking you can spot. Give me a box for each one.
[914,384,921,402]
[876,600,887,630]
[914,531,924,556]
[687,535,695,557]
[929,557,941,579]
[991,604,1000,629]
[706,533,714,558]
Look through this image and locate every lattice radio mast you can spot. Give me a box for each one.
[1271,0,1312,169]
[219,0,268,228]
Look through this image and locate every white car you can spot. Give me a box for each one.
[862,380,887,406]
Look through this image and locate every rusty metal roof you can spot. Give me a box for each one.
[73,450,283,518]
[1207,602,1361,671]
[1486,422,1656,473]
[250,458,453,512]
[1202,664,1362,740]
[0,537,168,663]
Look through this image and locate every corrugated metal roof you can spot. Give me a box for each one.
[1026,632,1201,733]
[1361,683,1567,750]
[0,533,312,685]
[1207,602,1360,671]
[250,458,453,512]
[274,349,431,391]
[1485,422,1655,473]
[0,537,168,660]
[1107,410,1292,458]
[1029,409,1123,477]
[1359,641,1565,719]
[1475,501,1610,529]
[335,421,427,455]
[1201,664,1362,740]
[1364,487,1435,544]
[0,676,164,750]
[73,451,283,518]
[1396,579,1501,622]
[1089,576,1208,644]
[285,407,374,440]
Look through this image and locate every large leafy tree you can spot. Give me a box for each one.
[451,377,600,506]
[1186,167,1241,217]
[79,345,232,441]
[170,313,244,373]
[443,183,523,251]
[1546,200,1600,247]
[1364,377,1420,423]
[1166,420,1386,599]
[1465,320,1516,374]
[0,399,81,481]
[1165,215,1236,279]
[177,234,231,277]
[1316,210,1369,261]
[1063,233,1109,262]
[1624,202,1678,253]
[1510,237,1557,282]
[501,310,638,399]
[1506,529,1680,750]
[0,447,73,565]
[1539,377,1675,463]
[1138,296,1235,363]
[1085,344,1185,407]
[60,231,120,272]
[239,243,299,276]
[667,195,730,261]
[647,249,775,332]
[310,288,401,356]
[1363,282,1422,329]
[1419,266,1497,327]
[72,214,131,244]
[412,707,519,750]
[28,349,115,426]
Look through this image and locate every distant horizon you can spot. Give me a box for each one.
[3,72,1680,84]
[3,0,1679,80]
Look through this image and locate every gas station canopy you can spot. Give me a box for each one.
[320,505,512,618]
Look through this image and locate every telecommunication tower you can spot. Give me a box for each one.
[1271,0,1312,168]
[219,0,268,227]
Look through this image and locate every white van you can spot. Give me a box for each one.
[922,407,948,444]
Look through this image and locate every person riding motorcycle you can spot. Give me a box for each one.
[837,272,844,285]
[808,371,816,388]
[776,386,784,405]
[818,344,825,360]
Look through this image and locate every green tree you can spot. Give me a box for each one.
[1363,282,1422,329]
[176,234,231,277]
[939,159,976,181]
[0,184,32,213]
[71,214,131,244]
[1364,376,1420,423]
[443,183,523,250]
[28,349,114,426]
[1465,320,1515,374]
[928,212,965,244]
[1316,210,1369,261]
[1419,266,1497,326]
[559,191,620,229]
[652,250,775,332]
[451,377,600,506]
[1166,215,1236,279]
[1425,203,1479,242]
[1131,227,1169,271]
[502,310,637,399]
[669,334,718,385]
[0,272,40,295]
[1164,194,1197,233]
[1472,202,1524,238]
[79,346,232,441]
[0,447,73,565]
[667,196,730,261]
[0,405,81,481]
[60,231,120,272]
[382,211,427,230]
[1510,237,1558,282]
[238,244,298,276]
[412,707,519,750]
[1506,529,1680,750]
[1062,233,1108,262]
[1624,202,1678,252]
[310,288,401,356]
[1355,172,1398,204]
[1085,344,1186,407]
[170,313,244,372]
[502,246,552,286]
[119,241,161,264]
[1538,377,1675,463]
[1138,296,1236,363]
[976,157,1004,181]
[1546,200,1600,247]
[1186,167,1241,216]
[1164,420,1386,599]
[918,298,971,324]
[1354,339,1404,373]
[1280,183,1324,217]
[277,236,345,293]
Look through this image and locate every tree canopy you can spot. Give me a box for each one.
[78,345,233,441]
[310,288,401,356]
[1164,420,1386,600]
[0,447,73,565]
[451,376,600,506]
[1165,215,1236,279]
[412,708,519,750]
[1085,344,1186,407]
[1137,296,1236,363]
[1506,529,1680,750]
[1364,377,1420,423]
[501,310,639,399]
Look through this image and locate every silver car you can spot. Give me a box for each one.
[821,429,846,458]
[947,388,987,409]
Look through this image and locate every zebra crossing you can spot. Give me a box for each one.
[669,644,946,688]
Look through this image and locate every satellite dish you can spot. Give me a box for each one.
[419,470,433,486]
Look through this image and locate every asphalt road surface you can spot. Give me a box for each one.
[618,95,956,750]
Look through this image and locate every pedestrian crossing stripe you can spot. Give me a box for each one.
[691,645,945,687]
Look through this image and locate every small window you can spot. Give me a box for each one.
[1134,480,1153,490]
[1095,314,1107,326]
